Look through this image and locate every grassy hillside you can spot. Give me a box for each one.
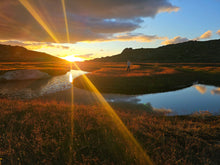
[0,44,67,62]
[91,39,220,63]
[0,44,70,76]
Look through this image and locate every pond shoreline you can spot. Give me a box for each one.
[1,66,220,116]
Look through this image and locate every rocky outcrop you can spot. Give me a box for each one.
[0,69,50,81]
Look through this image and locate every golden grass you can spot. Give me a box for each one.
[0,98,219,164]
[73,62,220,94]
[80,63,177,77]
[0,62,70,76]
[75,62,220,78]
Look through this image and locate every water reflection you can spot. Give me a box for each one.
[105,84,220,115]
[193,85,207,94]
[135,84,220,115]
[211,88,220,95]
[69,72,73,83]
[0,70,86,99]
[0,71,220,116]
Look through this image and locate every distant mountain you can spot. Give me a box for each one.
[0,44,66,62]
[91,39,220,63]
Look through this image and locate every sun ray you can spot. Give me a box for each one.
[72,62,153,164]
[61,0,70,43]
[60,1,76,162]
[69,71,74,164]
[19,0,59,43]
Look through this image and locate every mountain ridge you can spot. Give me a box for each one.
[0,44,66,62]
[91,39,220,63]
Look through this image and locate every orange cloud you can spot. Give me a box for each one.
[158,6,180,13]
[217,29,220,35]
[194,30,212,40]
[161,36,189,45]
[110,34,167,42]
[199,30,212,39]
[162,30,214,45]
[0,40,70,51]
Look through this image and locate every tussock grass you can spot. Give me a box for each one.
[1,98,219,164]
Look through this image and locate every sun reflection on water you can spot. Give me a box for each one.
[69,72,73,83]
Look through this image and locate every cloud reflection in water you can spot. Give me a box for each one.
[211,87,220,95]
[193,85,207,94]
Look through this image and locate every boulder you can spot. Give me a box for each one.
[0,69,50,81]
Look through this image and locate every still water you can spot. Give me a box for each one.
[106,84,220,115]
[0,70,86,99]
[0,70,220,115]
[137,84,220,115]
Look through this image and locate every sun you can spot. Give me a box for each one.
[62,55,84,62]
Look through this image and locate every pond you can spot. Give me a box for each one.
[137,84,220,115]
[106,84,220,115]
[0,70,219,115]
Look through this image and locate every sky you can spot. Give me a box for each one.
[0,0,220,61]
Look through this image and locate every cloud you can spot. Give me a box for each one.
[0,40,46,49]
[216,29,220,35]
[60,46,70,49]
[161,30,214,45]
[199,30,212,39]
[54,45,70,49]
[111,33,166,42]
[0,40,70,50]
[66,0,179,19]
[0,0,179,43]
[75,53,94,58]
[84,17,142,34]
[0,40,29,47]
[194,30,212,40]
[161,36,189,45]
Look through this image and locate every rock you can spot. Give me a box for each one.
[0,69,50,81]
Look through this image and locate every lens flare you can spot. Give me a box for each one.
[61,0,70,43]
[72,62,153,164]
[19,0,59,43]
[69,75,74,164]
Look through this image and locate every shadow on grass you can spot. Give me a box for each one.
[74,71,220,94]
